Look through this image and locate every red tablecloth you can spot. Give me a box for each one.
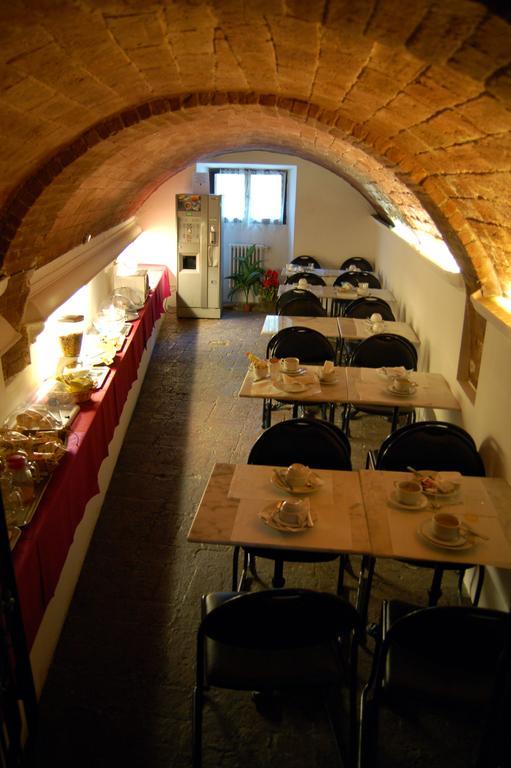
[13,268,170,648]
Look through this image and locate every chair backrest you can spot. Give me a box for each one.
[357,271,381,288]
[200,588,361,649]
[375,420,486,476]
[267,327,335,365]
[285,271,325,285]
[343,297,395,320]
[290,255,322,268]
[348,333,418,370]
[276,288,323,314]
[248,417,352,469]
[375,603,509,705]
[340,257,373,271]
[334,271,360,287]
[278,298,327,316]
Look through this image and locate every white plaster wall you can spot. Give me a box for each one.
[293,160,377,268]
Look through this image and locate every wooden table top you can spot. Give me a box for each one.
[188,463,511,568]
[345,368,460,411]
[238,364,349,403]
[338,317,420,345]
[238,365,459,412]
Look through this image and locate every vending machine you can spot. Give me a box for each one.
[176,194,222,318]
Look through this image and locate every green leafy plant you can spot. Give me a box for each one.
[225,245,264,305]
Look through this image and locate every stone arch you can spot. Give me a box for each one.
[0,0,510,375]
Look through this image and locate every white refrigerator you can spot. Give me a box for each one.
[175,194,222,318]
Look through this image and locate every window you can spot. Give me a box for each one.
[210,168,287,225]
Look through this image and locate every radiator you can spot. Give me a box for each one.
[229,243,268,274]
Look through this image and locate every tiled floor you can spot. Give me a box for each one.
[31,309,471,768]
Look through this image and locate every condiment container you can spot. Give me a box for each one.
[6,453,36,504]
[57,314,85,358]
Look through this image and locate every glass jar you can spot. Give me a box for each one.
[6,453,35,504]
[57,314,85,358]
[0,468,24,524]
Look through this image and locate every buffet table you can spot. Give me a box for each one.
[13,269,170,648]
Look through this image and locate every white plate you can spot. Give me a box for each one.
[386,383,417,398]
[259,502,317,533]
[280,367,307,376]
[319,376,338,385]
[272,469,323,495]
[388,491,428,511]
[417,520,474,551]
[422,486,460,500]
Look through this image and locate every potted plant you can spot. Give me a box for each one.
[257,268,280,312]
[225,245,264,311]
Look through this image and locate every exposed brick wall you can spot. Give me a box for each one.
[0,0,510,376]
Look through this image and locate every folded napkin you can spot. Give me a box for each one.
[378,366,409,379]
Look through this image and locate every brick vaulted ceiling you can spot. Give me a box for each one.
[0,0,510,361]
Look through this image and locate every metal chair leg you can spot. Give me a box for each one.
[272,559,286,589]
[428,567,444,605]
[232,546,240,591]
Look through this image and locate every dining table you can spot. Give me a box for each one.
[281,265,380,284]
[238,364,460,430]
[187,463,511,603]
[338,317,419,346]
[277,284,398,316]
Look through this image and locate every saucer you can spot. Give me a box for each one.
[387,383,416,397]
[417,520,473,550]
[280,367,306,376]
[272,469,323,495]
[259,502,317,532]
[388,491,428,511]
[319,376,338,385]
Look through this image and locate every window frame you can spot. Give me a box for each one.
[209,167,287,225]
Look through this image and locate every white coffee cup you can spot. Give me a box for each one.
[370,313,383,322]
[392,375,415,393]
[277,499,308,527]
[321,360,335,377]
[281,357,299,373]
[371,321,384,333]
[394,479,423,506]
[286,462,309,487]
[432,512,460,541]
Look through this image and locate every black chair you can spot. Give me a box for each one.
[286,271,326,285]
[193,588,362,768]
[357,422,486,629]
[354,271,381,288]
[232,418,352,593]
[276,288,323,315]
[340,257,373,271]
[263,327,336,427]
[335,271,361,287]
[278,297,327,316]
[290,255,322,268]
[359,600,510,768]
[342,334,418,434]
[342,297,395,320]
